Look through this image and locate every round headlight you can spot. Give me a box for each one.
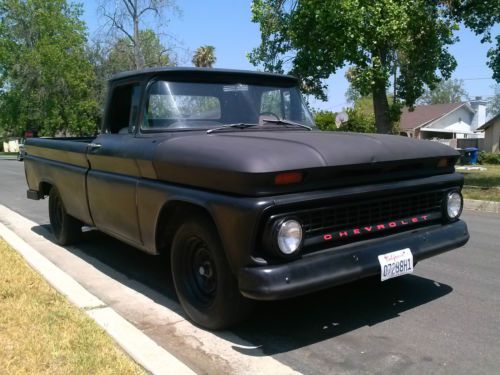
[446,192,463,219]
[277,220,303,255]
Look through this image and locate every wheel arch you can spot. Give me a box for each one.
[155,200,218,257]
[39,180,54,197]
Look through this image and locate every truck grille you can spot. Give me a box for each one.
[296,191,443,234]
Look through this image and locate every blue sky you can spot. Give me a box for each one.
[80,0,498,111]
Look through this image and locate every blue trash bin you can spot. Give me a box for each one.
[464,147,479,165]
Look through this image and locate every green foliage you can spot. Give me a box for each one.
[106,30,172,73]
[486,84,500,117]
[313,111,337,131]
[478,151,500,165]
[418,79,469,105]
[249,0,459,134]
[0,0,98,137]
[343,107,376,133]
[192,45,216,68]
[88,29,173,117]
[313,106,376,134]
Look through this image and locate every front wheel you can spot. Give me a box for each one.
[48,187,82,246]
[171,216,254,330]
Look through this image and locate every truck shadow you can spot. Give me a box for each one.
[31,225,452,355]
[233,274,452,355]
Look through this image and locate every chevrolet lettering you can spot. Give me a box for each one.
[24,68,469,329]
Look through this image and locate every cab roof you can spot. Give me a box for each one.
[109,67,299,86]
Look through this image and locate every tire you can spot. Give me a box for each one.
[171,215,254,330]
[48,187,82,246]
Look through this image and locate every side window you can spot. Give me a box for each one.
[106,83,141,134]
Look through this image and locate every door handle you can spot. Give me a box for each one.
[88,143,102,150]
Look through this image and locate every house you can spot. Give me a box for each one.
[399,99,487,144]
[477,113,500,152]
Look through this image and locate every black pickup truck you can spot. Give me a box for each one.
[24,67,469,329]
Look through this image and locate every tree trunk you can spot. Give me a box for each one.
[372,80,392,134]
[132,1,144,69]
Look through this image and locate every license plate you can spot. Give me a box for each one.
[378,248,413,281]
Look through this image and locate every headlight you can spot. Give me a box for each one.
[446,192,463,219]
[276,219,303,255]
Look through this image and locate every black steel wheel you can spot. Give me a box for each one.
[171,215,254,330]
[48,187,82,246]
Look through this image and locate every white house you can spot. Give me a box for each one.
[399,98,487,142]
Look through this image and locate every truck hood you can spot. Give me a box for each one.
[152,130,459,196]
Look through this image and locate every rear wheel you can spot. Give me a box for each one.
[48,187,82,245]
[171,215,254,330]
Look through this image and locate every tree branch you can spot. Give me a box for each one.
[103,13,135,45]
[123,0,136,18]
[138,6,159,18]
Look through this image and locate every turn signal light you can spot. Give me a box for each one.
[274,172,303,185]
[437,158,449,168]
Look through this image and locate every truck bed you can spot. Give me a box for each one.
[24,137,95,225]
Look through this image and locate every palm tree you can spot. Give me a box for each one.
[192,45,216,68]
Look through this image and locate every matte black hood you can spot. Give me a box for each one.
[152,130,459,196]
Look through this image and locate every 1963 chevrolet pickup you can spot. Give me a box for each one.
[24,68,469,329]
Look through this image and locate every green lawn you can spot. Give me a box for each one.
[458,164,500,202]
[0,239,145,375]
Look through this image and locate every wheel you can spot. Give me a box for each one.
[171,215,254,330]
[48,187,82,245]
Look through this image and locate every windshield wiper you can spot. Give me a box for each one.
[261,118,312,130]
[206,123,260,134]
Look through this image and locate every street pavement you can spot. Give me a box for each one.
[1,159,499,374]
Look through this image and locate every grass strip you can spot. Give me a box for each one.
[0,238,145,375]
[459,164,500,202]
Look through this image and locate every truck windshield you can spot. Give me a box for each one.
[142,80,315,131]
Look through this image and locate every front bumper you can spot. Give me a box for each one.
[239,220,469,300]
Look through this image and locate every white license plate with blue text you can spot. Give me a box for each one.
[378,248,413,281]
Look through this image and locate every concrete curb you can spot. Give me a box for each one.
[0,221,195,375]
[464,199,500,214]
[0,205,300,375]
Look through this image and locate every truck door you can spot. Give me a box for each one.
[86,82,144,245]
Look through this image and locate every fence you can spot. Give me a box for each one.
[457,138,484,150]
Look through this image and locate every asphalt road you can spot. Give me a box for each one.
[1,159,499,374]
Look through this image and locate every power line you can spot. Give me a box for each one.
[461,77,495,81]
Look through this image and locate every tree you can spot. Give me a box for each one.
[487,84,500,117]
[106,29,172,72]
[250,1,500,133]
[98,0,178,70]
[192,45,216,68]
[88,29,173,117]
[249,0,459,134]
[0,0,98,137]
[418,79,469,105]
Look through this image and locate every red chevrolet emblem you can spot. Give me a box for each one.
[323,215,431,241]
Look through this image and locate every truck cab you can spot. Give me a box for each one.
[25,68,469,329]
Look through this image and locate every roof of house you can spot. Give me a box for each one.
[477,113,500,131]
[399,102,466,131]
